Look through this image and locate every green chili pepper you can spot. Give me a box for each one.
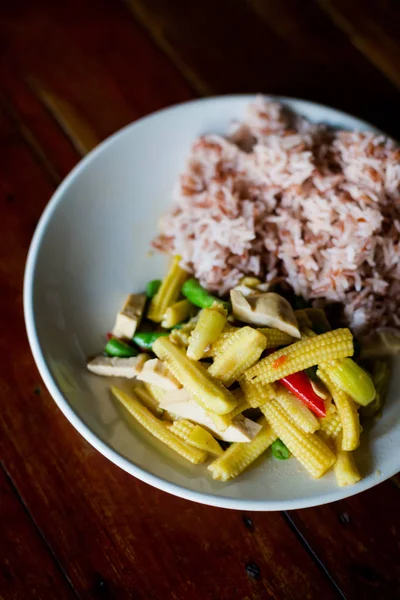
[133,331,169,350]
[146,279,162,298]
[105,338,139,358]
[182,278,229,311]
[271,439,291,460]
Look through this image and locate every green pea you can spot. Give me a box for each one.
[146,279,162,298]
[133,331,169,350]
[271,439,291,460]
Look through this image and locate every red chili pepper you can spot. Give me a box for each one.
[280,371,326,418]
[106,332,115,341]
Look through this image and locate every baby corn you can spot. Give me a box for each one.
[144,382,165,404]
[133,384,163,417]
[244,328,353,385]
[187,303,227,360]
[148,255,189,322]
[317,369,360,451]
[111,387,207,464]
[208,418,278,481]
[261,399,336,478]
[257,328,294,348]
[275,388,320,433]
[161,299,192,329]
[239,378,276,408]
[204,325,240,358]
[208,326,267,387]
[153,337,237,415]
[168,419,223,456]
[318,408,342,443]
[334,437,361,486]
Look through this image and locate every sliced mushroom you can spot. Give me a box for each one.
[230,290,300,338]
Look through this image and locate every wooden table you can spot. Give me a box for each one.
[1,1,400,598]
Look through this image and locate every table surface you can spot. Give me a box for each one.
[1,1,400,599]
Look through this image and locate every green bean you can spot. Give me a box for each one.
[271,439,291,460]
[146,279,162,299]
[133,331,169,351]
[182,278,229,311]
[105,338,139,358]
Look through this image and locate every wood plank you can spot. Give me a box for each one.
[289,480,400,599]
[0,0,194,165]
[125,0,400,137]
[0,64,80,182]
[0,92,340,600]
[317,0,400,92]
[0,464,78,600]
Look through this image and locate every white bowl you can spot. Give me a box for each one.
[24,95,400,510]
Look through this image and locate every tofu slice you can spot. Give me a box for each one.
[112,294,146,340]
[136,358,181,391]
[87,353,148,378]
[160,389,262,442]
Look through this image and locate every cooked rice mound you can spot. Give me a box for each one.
[153,97,400,332]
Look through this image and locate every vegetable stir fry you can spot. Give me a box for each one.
[87,255,390,487]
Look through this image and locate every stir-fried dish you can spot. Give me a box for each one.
[87,256,393,486]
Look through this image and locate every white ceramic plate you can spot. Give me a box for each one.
[24,95,400,510]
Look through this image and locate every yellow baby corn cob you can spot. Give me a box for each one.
[111,387,207,464]
[208,326,267,387]
[168,419,223,456]
[239,378,276,408]
[257,328,294,348]
[204,325,240,358]
[161,299,192,329]
[275,388,320,433]
[317,369,360,451]
[303,308,331,332]
[294,309,312,329]
[208,417,278,481]
[244,328,353,385]
[318,408,342,442]
[148,255,189,322]
[261,399,336,478]
[144,382,165,404]
[187,303,227,360]
[334,437,361,486]
[204,393,251,432]
[133,384,164,417]
[153,337,237,415]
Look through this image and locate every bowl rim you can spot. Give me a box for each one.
[24,94,396,510]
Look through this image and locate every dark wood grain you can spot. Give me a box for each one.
[0,0,194,163]
[0,464,78,600]
[1,1,400,598]
[124,0,400,137]
[290,480,400,599]
[318,0,400,91]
